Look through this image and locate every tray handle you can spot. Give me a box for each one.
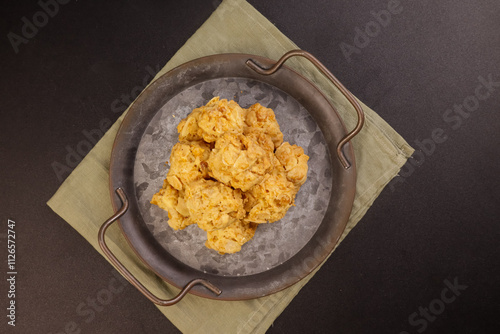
[246,49,365,169]
[98,188,222,306]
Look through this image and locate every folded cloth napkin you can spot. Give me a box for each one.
[47,0,414,333]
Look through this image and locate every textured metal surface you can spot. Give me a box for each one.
[134,77,332,276]
[109,53,357,300]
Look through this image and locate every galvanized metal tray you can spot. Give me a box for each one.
[99,50,364,305]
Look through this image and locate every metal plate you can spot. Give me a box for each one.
[109,53,356,300]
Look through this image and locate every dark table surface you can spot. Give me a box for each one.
[2,0,499,333]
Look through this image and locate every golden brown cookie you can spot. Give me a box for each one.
[151,180,194,230]
[244,158,297,224]
[244,103,283,149]
[177,97,246,143]
[184,179,246,232]
[275,142,309,189]
[166,140,210,191]
[207,133,273,192]
[205,220,258,254]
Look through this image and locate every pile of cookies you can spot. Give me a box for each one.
[151,97,308,254]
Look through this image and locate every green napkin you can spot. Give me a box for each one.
[47,0,414,333]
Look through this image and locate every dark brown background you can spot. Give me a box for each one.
[1,0,499,333]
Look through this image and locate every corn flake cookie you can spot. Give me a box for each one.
[166,140,210,191]
[151,180,194,231]
[208,132,273,192]
[206,220,258,254]
[151,97,309,254]
[184,179,245,232]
